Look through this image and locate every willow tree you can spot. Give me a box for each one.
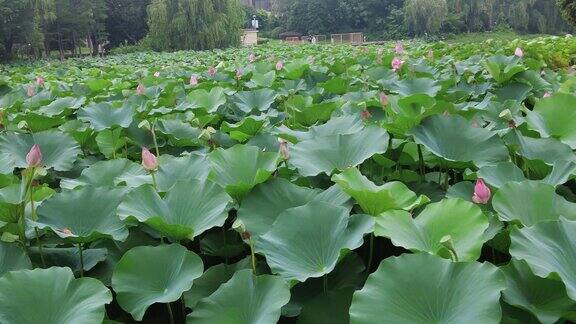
[147,0,244,51]
[404,0,448,36]
[558,0,576,26]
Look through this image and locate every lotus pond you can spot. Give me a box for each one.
[0,35,576,323]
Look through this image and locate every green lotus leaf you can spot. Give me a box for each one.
[0,242,31,277]
[200,230,245,258]
[510,218,576,301]
[332,168,429,216]
[502,259,576,324]
[527,94,576,149]
[233,89,276,113]
[78,102,133,131]
[0,267,112,324]
[36,97,85,117]
[248,71,276,88]
[390,78,441,97]
[484,55,526,83]
[543,160,576,186]
[221,116,266,142]
[118,179,231,239]
[155,153,211,191]
[0,130,80,174]
[35,186,128,243]
[187,269,290,324]
[290,126,389,177]
[477,162,526,188]
[256,201,373,282]
[237,178,351,238]
[60,159,147,190]
[95,128,126,159]
[409,115,509,167]
[289,252,365,324]
[350,253,506,324]
[30,247,107,273]
[155,119,202,147]
[183,258,252,309]
[374,198,489,261]
[505,131,576,166]
[208,145,278,201]
[277,115,364,142]
[493,181,576,226]
[188,87,226,113]
[112,244,203,321]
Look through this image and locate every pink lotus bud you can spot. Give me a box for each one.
[153,71,160,77]
[249,53,256,63]
[136,83,145,95]
[395,41,404,54]
[26,144,42,167]
[189,75,198,86]
[208,67,217,77]
[543,92,551,98]
[27,86,36,97]
[392,58,404,72]
[141,147,158,171]
[361,110,372,120]
[278,138,289,160]
[36,76,45,86]
[276,61,284,71]
[427,49,434,59]
[472,178,491,204]
[236,68,244,80]
[379,92,389,107]
[515,47,524,58]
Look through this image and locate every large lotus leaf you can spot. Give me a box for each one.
[543,160,576,186]
[390,78,441,97]
[188,87,226,113]
[237,178,351,238]
[187,269,290,324]
[0,242,31,276]
[505,131,576,165]
[350,253,506,324]
[291,126,389,177]
[484,55,526,83]
[527,94,576,149]
[277,115,364,142]
[493,181,576,226]
[78,102,133,131]
[332,168,429,216]
[289,252,366,324]
[112,244,203,321]
[35,186,128,243]
[256,201,373,282]
[95,128,126,158]
[31,247,107,273]
[183,258,252,309]
[0,267,112,324]
[477,162,526,188]
[36,97,85,117]
[0,130,80,174]
[510,218,576,301]
[156,154,211,192]
[374,198,489,261]
[410,115,509,167]
[208,145,278,201]
[118,179,232,240]
[502,259,576,324]
[155,119,203,147]
[60,159,147,190]
[233,89,276,113]
[221,116,266,142]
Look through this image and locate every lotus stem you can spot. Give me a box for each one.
[151,171,158,190]
[166,303,175,324]
[151,123,160,158]
[417,144,425,182]
[249,238,257,275]
[323,275,328,294]
[366,233,374,274]
[78,243,84,277]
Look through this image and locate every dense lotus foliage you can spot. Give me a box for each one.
[0,35,575,323]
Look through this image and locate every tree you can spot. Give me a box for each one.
[147,0,244,51]
[558,0,576,26]
[405,0,448,36]
[105,0,150,47]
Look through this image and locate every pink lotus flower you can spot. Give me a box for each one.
[236,68,244,80]
[136,83,145,95]
[278,138,289,160]
[392,58,404,72]
[543,92,551,98]
[36,76,45,87]
[208,67,217,77]
[141,147,158,171]
[395,41,404,54]
[26,144,42,168]
[27,86,36,97]
[249,53,256,62]
[361,110,372,120]
[189,75,198,86]
[515,47,524,58]
[153,71,160,77]
[379,92,389,107]
[276,61,284,71]
[472,178,491,204]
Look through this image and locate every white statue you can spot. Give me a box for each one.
[251,15,259,30]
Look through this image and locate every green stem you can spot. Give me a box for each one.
[35,228,46,268]
[249,239,257,275]
[151,123,160,158]
[151,171,158,190]
[78,243,84,277]
[366,234,374,274]
[166,303,175,324]
[323,275,328,294]
[417,144,425,182]
[180,296,187,321]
